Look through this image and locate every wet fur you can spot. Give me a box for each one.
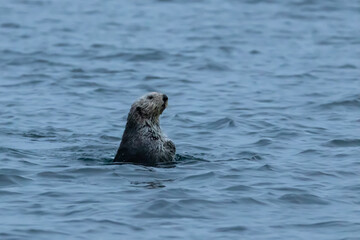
[114,92,176,166]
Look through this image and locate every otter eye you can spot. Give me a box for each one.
[148,96,153,100]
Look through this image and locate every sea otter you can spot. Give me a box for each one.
[114,92,176,166]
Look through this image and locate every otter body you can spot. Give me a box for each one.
[114,92,175,166]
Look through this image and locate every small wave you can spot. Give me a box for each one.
[237,197,267,205]
[1,79,44,88]
[237,151,262,161]
[0,190,21,196]
[0,147,38,159]
[306,171,338,178]
[297,149,320,155]
[92,68,120,74]
[176,111,206,117]
[293,220,353,228]
[335,170,357,177]
[0,174,32,187]
[344,184,360,191]
[16,228,69,236]
[37,171,75,179]
[223,185,252,191]
[93,87,126,94]
[1,22,20,28]
[23,130,57,139]
[70,68,84,73]
[215,225,247,232]
[279,193,329,205]
[130,180,167,189]
[257,164,274,171]
[274,130,300,139]
[249,49,261,54]
[325,139,360,147]
[18,73,51,79]
[206,117,236,129]
[182,171,215,181]
[319,95,360,109]
[178,199,217,206]
[7,58,71,67]
[322,99,360,109]
[90,43,116,49]
[270,187,306,193]
[71,74,95,79]
[94,49,168,62]
[271,220,359,230]
[218,45,235,54]
[275,72,318,80]
[99,135,121,142]
[320,64,357,69]
[65,218,143,231]
[194,62,231,72]
[175,154,209,164]
[135,199,207,219]
[338,64,357,69]
[111,158,177,168]
[38,191,67,197]
[53,42,72,47]
[66,167,112,175]
[143,75,164,81]
[252,139,272,147]
[71,81,103,87]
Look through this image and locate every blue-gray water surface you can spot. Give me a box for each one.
[1,0,360,239]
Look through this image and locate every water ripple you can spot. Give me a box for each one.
[325,139,360,147]
[279,194,329,205]
[1,0,359,239]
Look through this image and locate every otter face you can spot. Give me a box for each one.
[130,92,168,120]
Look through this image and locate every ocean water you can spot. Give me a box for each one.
[1,0,360,239]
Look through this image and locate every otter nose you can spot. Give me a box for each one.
[163,94,168,102]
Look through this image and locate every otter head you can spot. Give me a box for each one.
[128,92,169,124]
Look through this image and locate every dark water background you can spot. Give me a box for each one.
[1,0,360,239]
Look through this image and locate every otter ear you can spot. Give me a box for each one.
[136,106,142,116]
